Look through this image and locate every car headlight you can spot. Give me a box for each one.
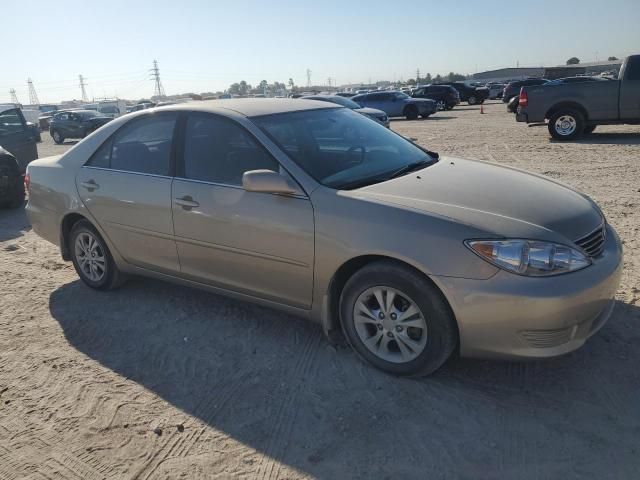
[465,239,591,276]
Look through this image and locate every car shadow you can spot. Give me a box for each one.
[48,278,640,478]
[571,132,640,145]
[0,204,30,242]
[391,116,455,123]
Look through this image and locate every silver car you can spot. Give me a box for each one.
[26,99,622,376]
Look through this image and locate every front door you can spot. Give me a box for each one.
[76,113,180,273]
[171,113,314,308]
[620,56,640,120]
[0,108,38,171]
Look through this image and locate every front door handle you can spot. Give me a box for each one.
[174,196,199,209]
[81,180,99,191]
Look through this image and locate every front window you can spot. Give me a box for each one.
[255,108,436,190]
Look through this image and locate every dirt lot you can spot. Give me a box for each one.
[1,102,639,479]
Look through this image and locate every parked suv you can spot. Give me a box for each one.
[411,85,460,110]
[437,82,489,105]
[49,110,112,144]
[351,91,437,119]
[502,78,549,103]
[0,106,38,171]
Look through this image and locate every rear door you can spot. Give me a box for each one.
[171,113,314,308]
[620,56,640,120]
[0,108,38,171]
[76,112,180,273]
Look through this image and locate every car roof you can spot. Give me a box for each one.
[153,98,339,118]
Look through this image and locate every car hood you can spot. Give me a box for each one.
[350,157,602,243]
[355,107,387,117]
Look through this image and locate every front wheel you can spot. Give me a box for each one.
[69,220,125,290]
[548,109,584,141]
[468,96,477,105]
[52,130,64,144]
[404,105,419,120]
[340,261,458,377]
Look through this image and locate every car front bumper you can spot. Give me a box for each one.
[434,223,623,360]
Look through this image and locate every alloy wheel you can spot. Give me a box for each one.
[352,286,428,363]
[74,232,107,282]
[554,115,577,136]
[436,100,446,111]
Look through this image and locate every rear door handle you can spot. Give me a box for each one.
[81,180,99,191]
[174,196,199,209]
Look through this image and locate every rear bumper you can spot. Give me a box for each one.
[434,224,623,360]
[516,112,528,122]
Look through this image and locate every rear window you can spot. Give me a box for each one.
[0,109,25,134]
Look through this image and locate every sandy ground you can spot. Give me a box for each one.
[1,102,639,479]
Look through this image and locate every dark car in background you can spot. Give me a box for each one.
[303,95,390,127]
[351,91,437,119]
[411,85,460,110]
[335,92,356,98]
[0,147,25,208]
[437,82,489,105]
[502,78,549,103]
[49,110,112,144]
[0,106,38,171]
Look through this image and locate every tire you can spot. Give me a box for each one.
[436,100,446,111]
[583,125,597,134]
[404,105,419,120]
[468,96,477,105]
[548,109,585,141]
[52,130,64,144]
[339,261,458,377]
[69,220,125,290]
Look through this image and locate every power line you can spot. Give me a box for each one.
[150,60,166,98]
[9,88,19,104]
[27,78,40,105]
[79,75,89,102]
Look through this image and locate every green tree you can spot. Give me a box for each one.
[406,78,416,85]
[434,74,442,83]
[566,57,580,65]
[288,78,295,89]
[228,83,240,95]
[239,80,250,95]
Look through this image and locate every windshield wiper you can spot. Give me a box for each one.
[387,158,434,180]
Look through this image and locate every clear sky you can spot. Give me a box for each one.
[2,0,638,103]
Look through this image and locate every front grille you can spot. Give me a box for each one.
[575,223,606,258]
[520,326,573,348]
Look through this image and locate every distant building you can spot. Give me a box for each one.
[473,67,544,83]
[543,59,623,79]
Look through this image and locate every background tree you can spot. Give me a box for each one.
[228,83,240,95]
[566,57,580,65]
[288,78,295,89]
[607,56,618,61]
[434,74,442,83]
[424,73,432,83]
[258,80,268,93]
[239,80,250,95]
[406,78,416,85]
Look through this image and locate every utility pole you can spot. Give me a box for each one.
[27,78,40,106]
[150,60,166,98]
[79,75,89,102]
[9,88,19,104]
[416,68,420,83]
[327,77,332,87]
[306,69,312,88]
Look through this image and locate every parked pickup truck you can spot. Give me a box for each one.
[516,54,640,140]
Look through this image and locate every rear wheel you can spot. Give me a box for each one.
[340,261,458,376]
[52,130,64,144]
[548,109,584,141]
[436,100,446,111]
[468,96,477,105]
[69,220,125,290]
[404,105,419,120]
[583,125,597,134]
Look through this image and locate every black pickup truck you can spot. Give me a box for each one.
[516,54,640,140]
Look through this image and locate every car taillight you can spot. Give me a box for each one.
[519,89,528,107]
[24,172,30,192]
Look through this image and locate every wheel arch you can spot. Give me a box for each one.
[323,255,459,345]
[545,101,589,121]
[59,212,91,260]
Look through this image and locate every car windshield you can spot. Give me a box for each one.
[254,108,436,190]
[394,92,410,100]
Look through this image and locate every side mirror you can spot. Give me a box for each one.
[242,169,297,195]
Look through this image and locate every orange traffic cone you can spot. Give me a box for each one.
[480,104,485,114]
